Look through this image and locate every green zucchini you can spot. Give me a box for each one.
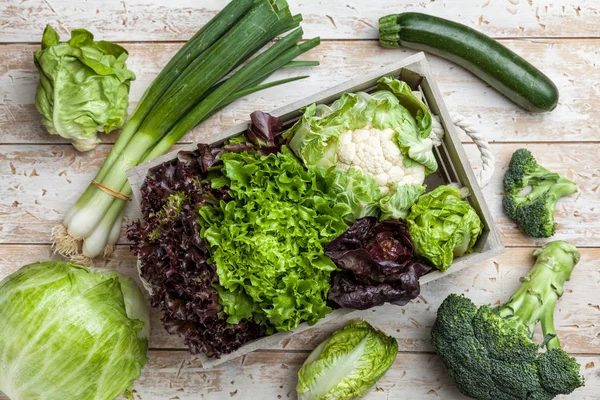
[379,12,559,112]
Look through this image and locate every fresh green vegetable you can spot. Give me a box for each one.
[52,0,321,263]
[406,185,483,271]
[284,76,435,222]
[503,148,577,238]
[379,12,559,112]
[198,147,348,332]
[432,241,584,399]
[315,167,426,223]
[34,25,135,151]
[315,167,383,221]
[379,183,426,220]
[285,76,435,175]
[128,113,288,357]
[297,320,398,400]
[0,261,149,400]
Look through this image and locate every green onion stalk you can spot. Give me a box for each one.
[52,0,321,264]
[62,0,256,227]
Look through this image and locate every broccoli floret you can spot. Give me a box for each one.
[502,149,577,238]
[432,241,585,399]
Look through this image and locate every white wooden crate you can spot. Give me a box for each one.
[126,52,504,368]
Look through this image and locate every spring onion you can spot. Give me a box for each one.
[53,0,320,263]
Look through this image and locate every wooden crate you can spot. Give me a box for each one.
[126,52,504,368]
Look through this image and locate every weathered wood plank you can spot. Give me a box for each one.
[129,352,600,400]
[0,143,596,246]
[0,245,598,355]
[1,0,600,42]
[2,40,599,145]
[0,350,598,400]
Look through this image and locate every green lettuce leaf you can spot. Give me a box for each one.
[198,147,348,332]
[314,166,382,222]
[406,185,484,272]
[34,25,135,151]
[0,261,148,400]
[377,76,432,138]
[297,320,398,400]
[379,183,426,220]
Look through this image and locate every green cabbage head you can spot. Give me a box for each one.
[0,261,149,400]
[34,25,135,151]
[297,320,398,400]
[407,185,484,272]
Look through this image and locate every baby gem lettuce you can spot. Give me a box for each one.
[297,320,398,400]
[407,185,484,271]
[34,25,135,151]
[198,147,349,332]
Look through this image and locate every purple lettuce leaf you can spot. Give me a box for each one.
[128,137,277,357]
[325,217,432,309]
[247,110,283,148]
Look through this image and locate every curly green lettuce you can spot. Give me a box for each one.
[198,147,348,332]
[34,25,135,151]
[406,185,484,272]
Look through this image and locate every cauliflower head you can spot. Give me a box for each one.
[337,127,426,194]
[283,77,437,222]
[283,76,437,183]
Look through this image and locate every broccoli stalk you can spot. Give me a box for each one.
[502,149,577,238]
[498,241,579,350]
[432,241,584,400]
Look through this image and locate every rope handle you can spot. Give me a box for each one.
[431,113,494,188]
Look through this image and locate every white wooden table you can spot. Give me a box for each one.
[1,1,599,399]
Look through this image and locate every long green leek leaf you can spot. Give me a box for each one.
[130,0,255,129]
[138,0,289,139]
[148,29,306,155]
[67,0,255,217]
[243,37,321,90]
[282,60,320,68]
[95,0,254,181]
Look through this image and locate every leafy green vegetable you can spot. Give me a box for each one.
[0,261,148,400]
[297,320,398,400]
[315,167,382,222]
[283,76,435,222]
[406,185,483,271]
[432,241,584,399]
[198,147,348,332]
[34,25,135,151]
[379,183,426,220]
